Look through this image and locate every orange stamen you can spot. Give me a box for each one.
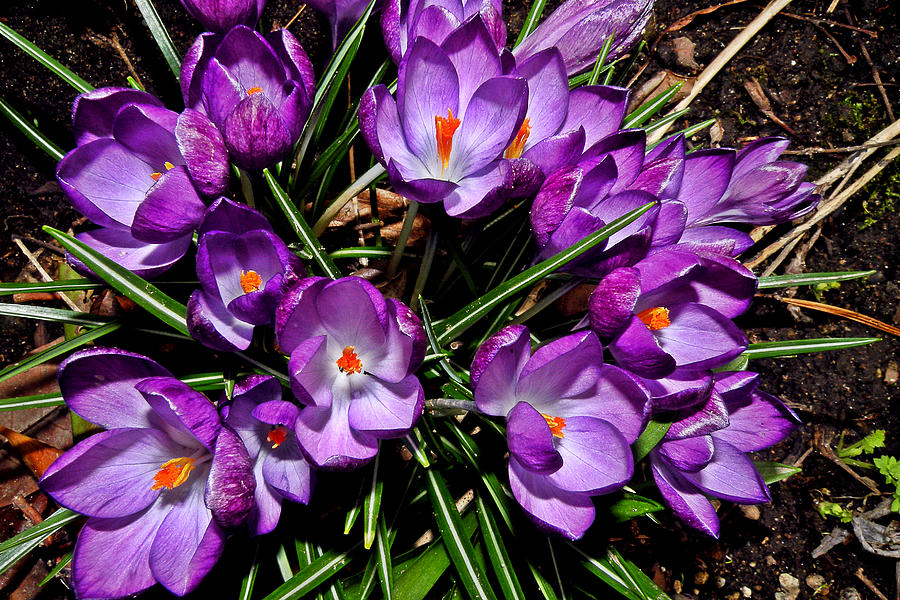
[504,118,531,159]
[541,413,566,438]
[150,172,162,181]
[435,108,461,176]
[151,457,195,491]
[240,270,263,294]
[637,307,671,331]
[336,345,363,375]
[248,86,263,96]
[267,426,288,449]
[150,162,175,182]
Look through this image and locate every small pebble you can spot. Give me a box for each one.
[807,574,826,590]
[673,580,682,594]
[779,573,801,600]
[749,562,756,568]
[740,505,761,520]
[694,572,709,585]
[741,585,752,598]
[885,361,899,384]
[839,587,861,600]
[726,593,740,600]
[775,592,787,600]
[765,555,777,566]
[716,576,727,589]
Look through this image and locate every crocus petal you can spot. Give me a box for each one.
[215,26,286,102]
[71,509,164,599]
[608,314,676,378]
[677,149,735,224]
[262,439,314,504]
[471,325,531,416]
[317,277,388,351]
[632,160,684,202]
[294,394,379,470]
[223,93,293,170]
[517,331,605,403]
[548,416,633,494]
[206,426,255,528]
[561,85,629,148]
[266,29,316,94]
[201,57,245,126]
[70,226,191,279]
[676,226,754,257]
[136,377,222,451]
[112,104,181,167]
[347,374,424,437]
[681,438,771,503]
[131,166,207,243]
[714,390,799,452]
[653,303,747,370]
[181,32,221,110]
[506,401,563,474]
[149,481,225,596]
[650,452,719,537]
[41,428,176,518]
[187,289,255,352]
[362,85,425,175]
[508,457,595,540]
[441,16,503,107]
[387,160,459,203]
[515,48,569,144]
[583,129,645,192]
[558,364,649,443]
[658,435,714,472]
[249,461,283,535]
[276,277,330,354]
[199,196,273,235]
[521,129,585,176]
[177,108,230,196]
[644,369,714,413]
[666,390,729,440]
[732,137,791,180]
[288,335,334,409]
[588,267,641,339]
[252,400,301,427]
[58,347,172,430]
[72,87,164,145]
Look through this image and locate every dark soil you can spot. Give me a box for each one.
[1,1,899,599]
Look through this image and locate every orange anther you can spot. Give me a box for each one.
[637,307,671,331]
[435,108,461,176]
[336,345,362,375]
[504,118,531,159]
[541,413,566,438]
[248,86,263,95]
[151,457,195,491]
[267,426,288,449]
[240,270,263,294]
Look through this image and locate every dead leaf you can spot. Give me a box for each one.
[671,36,700,70]
[0,426,64,479]
[628,70,694,114]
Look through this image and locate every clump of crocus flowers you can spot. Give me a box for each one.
[36,0,824,596]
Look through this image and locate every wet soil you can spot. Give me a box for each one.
[1,0,899,599]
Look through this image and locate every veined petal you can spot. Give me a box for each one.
[471,325,530,416]
[347,374,424,437]
[294,393,379,470]
[131,166,206,243]
[508,457,595,540]
[506,401,563,474]
[548,416,632,494]
[136,377,221,451]
[650,451,719,537]
[206,426,255,528]
[680,438,771,503]
[187,288,255,352]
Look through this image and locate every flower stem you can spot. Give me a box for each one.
[425,398,479,414]
[311,163,386,235]
[387,201,419,280]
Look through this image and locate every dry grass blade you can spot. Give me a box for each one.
[778,297,900,338]
[661,0,750,35]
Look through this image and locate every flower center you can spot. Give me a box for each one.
[504,118,531,159]
[151,457,195,491]
[435,108,461,176]
[637,307,671,330]
[336,345,362,375]
[541,413,566,438]
[240,270,263,294]
[247,86,263,96]
[267,426,288,449]
[150,161,176,182]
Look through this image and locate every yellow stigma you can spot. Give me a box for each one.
[240,270,263,294]
[248,86,263,96]
[150,161,176,182]
[151,457,195,491]
[504,118,531,159]
[267,426,288,449]
[435,108,461,176]
[541,413,566,438]
[637,307,671,331]
[336,345,362,375]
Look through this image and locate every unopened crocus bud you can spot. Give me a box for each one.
[179,0,267,34]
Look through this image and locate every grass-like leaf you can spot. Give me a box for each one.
[608,494,665,522]
[622,83,683,129]
[433,201,656,344]
[476,496,526,600]
[0,96,66,161]
[425,470,498,600]
[363,453,383,549]
[239,540,261,600]
[44,227,189,335]
[39,551,72,586]
[132,0,181,77]
[514,0,548,47]
[572,545,670,600]
[743,337,880,359]
[632,420,671,463]
[375,520,394,600]
[0,508,80,576]
[587,35,616,86]
[262,547,356,600]
[0,392,65,412]
[264,169,342,279]
[757,270,876,289]
[754,461,801,484]
[526,559,560,600]
[0,321,121,385]
[0,279,97,296]
[0,21,92,93]
[0,302,109,327]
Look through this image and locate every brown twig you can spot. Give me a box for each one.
[855,568,890,600]
[846,7,895,121]
[769,9,878,37]
[777,296,900,337]
[742,77,800,136]
[814,428,881,494]
[783,140,900,155]
[284,4,306,30]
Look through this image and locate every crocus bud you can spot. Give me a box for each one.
[513,0,654,77]
[179,0,267,34]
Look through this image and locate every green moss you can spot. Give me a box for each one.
[858,162,900,230]
[824,90,882,139]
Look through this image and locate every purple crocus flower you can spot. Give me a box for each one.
[187,198,304,352]
[223,375,313,535]
[472,325,650,539]
[381,0,506,64]
[179,0,267,33]
[513,0,654,77]
[305,0,374,49]
[650,371,800,537]
[588,247,755,379]
[276,276,426,470]
[56,87,229,277]
[41,348,254,598]
[359,17,536,218]
[181,25,315,170]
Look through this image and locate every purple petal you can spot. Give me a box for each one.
[676,225,754,257]
[294,394,379,470]
[732,137,791,181]
[561,86,629,148]
[187,289,255,352]
[206,426,255,528]
[223,93,293,170]
[508,457,595,540]
[387,161,459,204]
[252,400,301,427]
[530,165,582,248]
[559,364,649,443]
[517,331,605,403]
[176,108,230,196]
[583,129,645,193]
[643,368,714,413]
[131,166,206,243]
[288,335,334,409]
[181,33,221,110]
[265,29,316,98]
[71,226,191,279]
[715,390,799,452]
[215,26,286,102]
[506,401,563,474]
[441,16,503,107]
[608,314,676,378]
[199,196,273,235]
[521,129,585,176]
[347,374,424,437]
[677,149,735,224]
[548,416,633,494]
[262,438,313,503]
[136,377,222,451]
[111,104,180,167]
[72,87,164,145]
[650,452,719,537]
[515,48,569,145]
[632,159,684,202]
[681,438,771,503]
[657,435,714,472]
[317,277,388,351]
[667,391,729,440]
[653,303,747,370]
[471,325,530,416]
[588,267,641,339]
[275,277,330,354]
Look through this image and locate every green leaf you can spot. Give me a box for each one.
[0,392,65,412]
[837,429,886,458]
[514,0,548,47]
[0,321,121,385]
[0,302,110,327]
[573,545,670,600]
[743,337,880,359]
[0,508,80,574]
[39,552,72,586]
[527,560,560,600]
[588,35,616,86]
[757,270,876,290]
[264,169,342,279]
[480,471,514,532]
[0,21,92,93]
[476,496,526,600]
[632,420,671,463]
[43,227,189,334]
[622,84,683,129]
[262,548,356,600]
[817,501,853,523]
[132,0,181,77]
[753,461,801,485]
[0,279,97,296]
[712,353,749,372]
[434,201,656,344]
[239,540,261,600]
[608,494,665,522]
[425,470,498,600]
[0,96,65,161]
[375,520,394,600]
[363,453,384,549]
